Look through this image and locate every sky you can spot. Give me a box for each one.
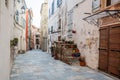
[25,0,44,28]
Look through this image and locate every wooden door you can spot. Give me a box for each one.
[99,26,120,78]
[108,26,120,77]
[99,27,109,72]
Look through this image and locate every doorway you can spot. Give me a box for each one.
[99,26,120,78]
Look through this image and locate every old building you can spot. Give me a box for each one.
[40,0,48,52]
[31,25,40,49]
[83,0,120,78]
[66,0,99,69]
[26,9,33,50]
[48,0,120,78]
[14,0,27,53]
[0,0,14,80]
[48,0,67,53]
[48,0,98,69]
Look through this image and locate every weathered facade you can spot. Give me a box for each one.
[26,9,33,50]
[48,0,120,78]
[84,0,120,78]
[31,25,40,49]
[14,0,27,52]
[48,0,99,69]
[0,0,14,80]
[48,0,67,53]
[40,0,48,51]
[99,0,120,78]
[68,0,99,69]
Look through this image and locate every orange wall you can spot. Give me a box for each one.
[26,9,29,50]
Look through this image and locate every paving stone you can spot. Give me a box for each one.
[10,50,115,80]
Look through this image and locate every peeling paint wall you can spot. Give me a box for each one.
[72,0,99,69]
[48,0,100,69]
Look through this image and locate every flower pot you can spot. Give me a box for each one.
[80,61,86,66]
[72,30,76,33]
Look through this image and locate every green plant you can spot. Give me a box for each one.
[13,38,18,46]
[10,40,14,47]
[10,38,18,46]
[79,56,85,62]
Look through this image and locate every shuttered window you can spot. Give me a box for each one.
[51,1,54,15]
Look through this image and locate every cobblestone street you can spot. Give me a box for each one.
[10,50,117,80]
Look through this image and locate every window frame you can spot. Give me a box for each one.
[106,0,111,6]
[92,0,101,12]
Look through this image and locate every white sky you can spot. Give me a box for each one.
[25,0,44,28]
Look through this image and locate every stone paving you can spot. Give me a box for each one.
[10,50,116,80]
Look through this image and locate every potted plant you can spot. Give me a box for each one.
[10,40,14,47]
[13,38,18,46]
[79,56,86,66]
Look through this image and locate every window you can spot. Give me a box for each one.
[92,0,100,12]
[58,36,61,41]
[36,35,40,37]
[17,0,20,3]
[5,0,8,7]
[57,0,62,7]
[51,0,54,15]
[36,39,39,44]
[111,0,119,5]
[51,26,53,32]
[15,10,19,23]
[106,0,111,6]
[58,19,61,29]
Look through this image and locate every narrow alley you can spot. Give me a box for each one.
[10,50,116,80]
[0,0,120,80]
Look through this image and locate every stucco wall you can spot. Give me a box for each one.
[0,0,12,80]
[48,0,100,69]
[48,0,67,49]
[72,0,99,69]
[40,2,48,51]
[67,0,85,11]
[14,0,27,51]
[13,25,26,51]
